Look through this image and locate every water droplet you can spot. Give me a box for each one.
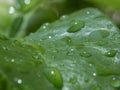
[89,63,93,67]
[107,24,113,29]
[67,21,84,33]
[80,51,92,57]
[44,67,63,88]
[60,15,68,20]
[93,72,97,76]
[69,77,77,84]
[62,36,72,45]
[17,79,22,84]
[105,50,117,57]
[48,36,52,39]
[110,78,120,88]
[11,59,15,62]
[86,11,90,14]
[89,30,110,41]
[9,6,15,14]
[41,23,50,29]
[96,40,107,46]
[24,0,31,5]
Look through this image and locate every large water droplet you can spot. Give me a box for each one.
[104,50,117,57]
[69,77,77,84]
[80,51,92,57]
[44,67,63,88]
[110,78,120,88]
[89,30,110,41]
[67,21,84,33]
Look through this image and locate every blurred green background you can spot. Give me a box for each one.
[0,0,120,37]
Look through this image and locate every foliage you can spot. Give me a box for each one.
[0,7,120,90]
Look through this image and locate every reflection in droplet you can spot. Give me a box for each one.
[67,21,84,33]
[15,78,22,84]
[44,67,63,88]
[9,6,15,14]
[17,79,22,84]
[11,59,15,62]
[105,50,117,57]
[69,77,77,84]
[80,51,92,57]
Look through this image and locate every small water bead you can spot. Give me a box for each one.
[86,11,90,14]
[80,51,92,57]
[69,77,77,84]
[67,48,74,56]
[105,50,117,57]
[14,78,22,84]
[17,79,22,84]
[48,36,52,39]
[44,67,63,88]
[67,21,84,33]
[62,36,72,45]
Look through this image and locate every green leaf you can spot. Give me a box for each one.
[25,8,120,90]
[0,36,61,90]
